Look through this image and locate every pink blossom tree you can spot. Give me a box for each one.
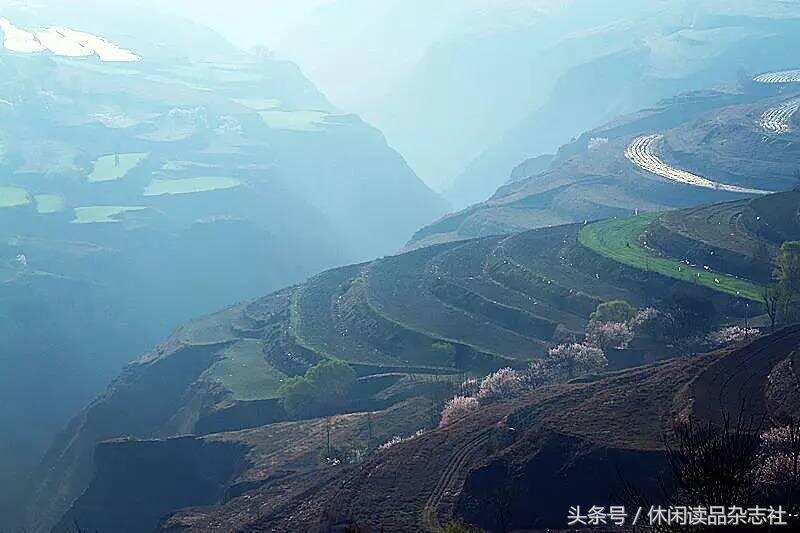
[439,395,480,427]
[754,423,800,488]
[586,320,633,350]
[707,326,759,348]
[476,367,524,402]
[526,343,608,384]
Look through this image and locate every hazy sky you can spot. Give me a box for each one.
[160,0,332,50]
[155,0,561,110]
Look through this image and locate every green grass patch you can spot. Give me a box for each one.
[0,187,31,208]
[34,194,66,214]
[578,214,763,301]
[88,153,149,183]
[143,177,241,196]
[204,340,287,401]
[259,110,327,131]
[72,206,146,224]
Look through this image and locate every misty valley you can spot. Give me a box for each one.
[2,1,800,532]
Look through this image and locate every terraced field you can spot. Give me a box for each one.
[644,192,800,283]
[741,192,800,244]
[234,98,280,111]
[142,177,241,196]
[258,218,753,378]
[760,97,800,133]
[41,193,800,533]
[579,214,763,301]
[266,202,784,380]
[365,244,549,361]
[0,186,30,208]
[71,205,146,224]
[653,200,761,255]
[625,134,771,195]
[753,69,800,84]
[203,339,287,401]
[196,222,719,381]
[259,110,329,132]
[33,194,66,214]
[87,153,148,182]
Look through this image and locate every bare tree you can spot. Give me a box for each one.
[619,407,766,533]
[664,413,762,509]
[763,284,781,331]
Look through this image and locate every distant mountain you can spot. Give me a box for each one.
[410,78,800,249]
[444,4,800,207]
[0,6,445,529]
[258,0,800,198]
[262,0,576,190]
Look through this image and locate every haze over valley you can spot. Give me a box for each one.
[3,1,800,532]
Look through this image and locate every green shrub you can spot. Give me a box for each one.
[279,375,320,419]
[589,300,636,324]
[279,359,356,419]
[432,341,457,365]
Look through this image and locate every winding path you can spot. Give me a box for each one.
[760,98,800,133]
[420,428,494,532]
[625,134,771,195]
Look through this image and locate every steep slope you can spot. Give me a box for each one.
[34,190,800,531]
[411,82,800,249]
[0,8,445,529]
[58,398,435,533]
[258,0,565,190]
[157,327,800,531]
[263,0,800,196]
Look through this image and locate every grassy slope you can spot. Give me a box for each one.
[203,340,287,401]
[578,214,763,301]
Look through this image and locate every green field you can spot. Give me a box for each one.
[143,177,241,196]
[0,187,31,208]
[160,160,215,172]
[259,110,328,131]
[72,206,146,224]
[578,214,763,301]
[88,153,149,182]
[204,340,287,401]
[34,194,66,214]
